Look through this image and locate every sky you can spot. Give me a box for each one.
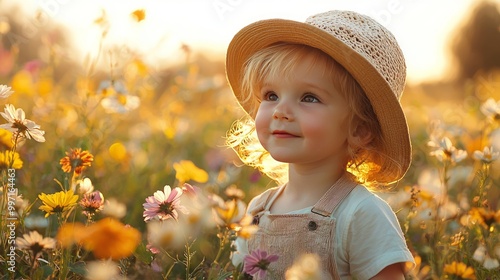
[1,0,496,84]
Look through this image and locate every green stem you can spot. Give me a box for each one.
[476,163,490,207]
[431,162,449,277]
[8,133,20,168]
[185,239,191,279]
[213,227,228,265]
[58,247,71,280]
[164,262,176,279]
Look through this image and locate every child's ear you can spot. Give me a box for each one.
[351,124,373,146]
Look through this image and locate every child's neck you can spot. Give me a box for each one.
[269,165,345,214]
[287,164,345,191]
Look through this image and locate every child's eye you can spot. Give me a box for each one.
[302,94,320,103]
[263,91,279,101]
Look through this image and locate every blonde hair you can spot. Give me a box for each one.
[226,43,401,189]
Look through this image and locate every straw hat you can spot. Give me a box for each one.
[226,10,411,183]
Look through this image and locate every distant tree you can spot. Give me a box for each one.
[450,1,500,80]
[0,6,76,80]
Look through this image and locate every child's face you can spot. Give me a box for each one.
[255,53,351,168]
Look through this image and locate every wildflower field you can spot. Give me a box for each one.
[1,5,500,280]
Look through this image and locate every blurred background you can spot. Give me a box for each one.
[3,0,499,84]
[0,0,499,228]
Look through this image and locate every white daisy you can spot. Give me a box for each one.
[0,84,13,99]
[429,137,467,163]
[480,98,500,121]
[16,231,56,256]
[473,146,500,164]
[0,104,45,142]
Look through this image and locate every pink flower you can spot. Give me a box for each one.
[143,185,188,222]
[243,249,279,278]
[80,191,105,217]
[181,183,201,198]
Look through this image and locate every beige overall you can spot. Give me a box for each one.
[247,174,357,279]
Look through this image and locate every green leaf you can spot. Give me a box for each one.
[69,261,87,276]
[134,242,154,265]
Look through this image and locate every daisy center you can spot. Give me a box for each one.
[13,120,28,131]
[30,242,45,255]
[52,205,65,213]
[256,259,271,270]
[159,202,174,215]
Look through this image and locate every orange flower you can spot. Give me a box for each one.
[57,222,86,247]
[59,148,94,175]
[57,218,141,260]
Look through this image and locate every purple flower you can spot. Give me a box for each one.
[243,249,279,278]
[143,185,188,222]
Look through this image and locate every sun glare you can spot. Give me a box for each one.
[1,0,484,84]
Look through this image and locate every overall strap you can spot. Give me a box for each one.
[311,173,358,217]
[247,187,280,217]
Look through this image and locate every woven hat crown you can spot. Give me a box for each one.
[305,11,406,98]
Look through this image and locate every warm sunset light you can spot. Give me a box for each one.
[1,0,489,84]
[1,0,500,279]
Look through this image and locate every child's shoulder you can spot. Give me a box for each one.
[339,185,396,216]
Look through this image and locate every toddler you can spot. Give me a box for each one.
[226,10,415,279]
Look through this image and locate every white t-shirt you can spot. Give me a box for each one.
[232,185,415,279]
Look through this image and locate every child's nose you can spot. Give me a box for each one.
[273,102,293,121]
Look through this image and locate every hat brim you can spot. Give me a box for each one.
[226,18,411,184]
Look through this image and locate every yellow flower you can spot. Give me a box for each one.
[173,160,208,183]
[57,218,141,260]
[212,195,247,229]
[406,255,431,280]
[127,59,149,77]
[109,142,127,161]
[11,70,34,95]
[0,128,13,149]
[38,190,79,218]
[443,261,476,279]
[36,77,53,97]
[0,150,22,169]
[131,9,146,22]
[468,207,500,229]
